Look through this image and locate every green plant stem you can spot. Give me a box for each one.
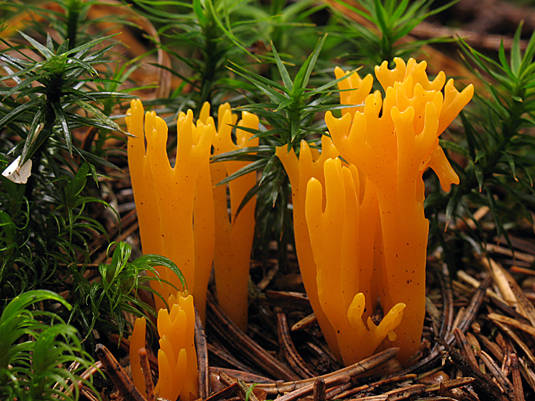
[198,22,219,114]
[66,0,82,50]
[23,105,55,203]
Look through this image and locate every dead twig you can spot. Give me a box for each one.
[485,243,535,264]
[511,354,526,401]
[273,374,350,401]
[488,313,535,338]
[291,313,316,332]
[477,333,504,362]
[276,307,318,378]
[267,290,310,309]
[237,379,260,401]
[251,348,399,396]
[208,342,258,373]
[479,350,512,395]
[139,348,155,401]
[72,360,103,401]
[333,373,417,399]
[95,344,147,401]
[444,338,506,401]
[494,319,535,366]
[313,378,326,401]
[453,329,478,371]
[195,309,210,399]
[207,295,299,381]
[483,256,535,326]
[209,367,274,384]
[445,276,490,345]
[205,383,240,401]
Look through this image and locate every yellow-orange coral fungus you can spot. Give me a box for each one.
[276,137,341,358]
[334,66,373,116]
[150,110,214,306]
[208,102,259,330]
[129,317,147,395]
[127,99,259,328]
[191,103,217,324]
[129,293,198,401]
[126,100,214,314]
[305,157,405,365]
[126,100,161,255]
[156,292,198,401]
[328,58,473,363]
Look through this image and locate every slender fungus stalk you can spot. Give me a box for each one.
[192,104,217,324]
[129,317,147,395]
[210,103,259,331]
[276,137,341,358]
[126,100,161,256]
